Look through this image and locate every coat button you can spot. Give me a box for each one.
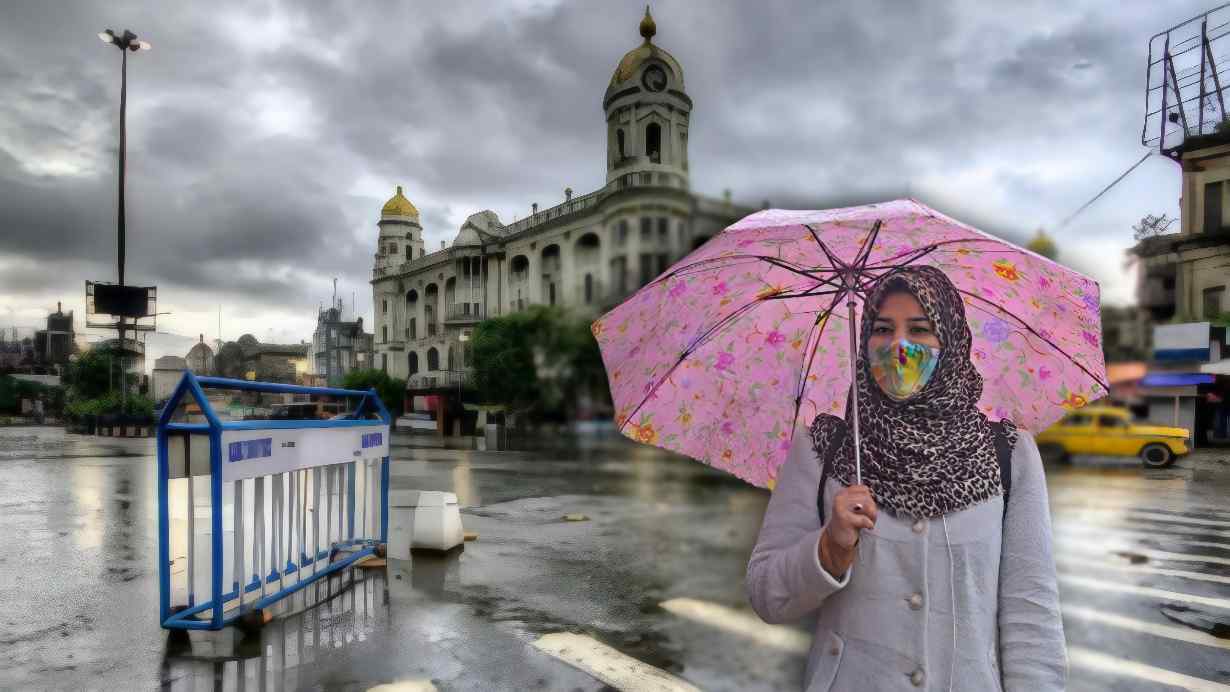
[911,668,925,686]
[912,519,925,533]
[908,592,923,610]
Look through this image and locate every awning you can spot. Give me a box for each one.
[1141,373,1216,387]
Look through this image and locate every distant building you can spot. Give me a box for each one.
[1130,129,1230,444]
[233,334,310,383]
[33,302,75,368]
[312,304,375,385]
[152,355,187,402]
[185,334,215,375]
[369,8,754,390]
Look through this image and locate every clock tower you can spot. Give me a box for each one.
[604,6,691,188]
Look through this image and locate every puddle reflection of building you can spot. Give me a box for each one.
[160,569,387,691]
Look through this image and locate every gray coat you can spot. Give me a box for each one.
[746,426,1067,691]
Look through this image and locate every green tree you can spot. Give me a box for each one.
[471,304,611,421]
[341,369,406,417]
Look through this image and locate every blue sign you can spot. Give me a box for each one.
[228,437,273,463]
[361,432,383,449]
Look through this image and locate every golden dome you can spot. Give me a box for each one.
[610,6,684,88]
[381,185,419,218]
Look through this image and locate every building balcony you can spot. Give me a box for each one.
[445,303,487,324]
[408,369,474,390]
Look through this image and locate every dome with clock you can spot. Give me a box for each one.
[609,6,684,90]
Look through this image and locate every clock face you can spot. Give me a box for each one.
[642,65,667,92]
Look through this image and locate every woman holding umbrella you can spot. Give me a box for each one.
[745,266,1066,691]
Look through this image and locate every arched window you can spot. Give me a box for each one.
[645,123,661,163]
[408,351,419,375]
[427,347,439,371]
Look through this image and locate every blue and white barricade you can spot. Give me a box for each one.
[156,372,391,630]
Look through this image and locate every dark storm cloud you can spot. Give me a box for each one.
[0,0,1215,337]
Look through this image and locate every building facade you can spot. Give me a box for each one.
[1131,130,1230,445]
[152,355,187,402]
[34,302,75,369]
[185,334,215,375]
[370,8,753,385]
[312,304,375,385]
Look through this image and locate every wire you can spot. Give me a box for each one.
[1058,152,1154,228]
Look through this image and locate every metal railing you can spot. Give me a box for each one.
[155,373,391,630]
[445,303,486,321]
[408,370,473,390]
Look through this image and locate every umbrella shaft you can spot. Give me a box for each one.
[847,298,862,485]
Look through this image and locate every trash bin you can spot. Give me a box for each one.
[388,490,464,558]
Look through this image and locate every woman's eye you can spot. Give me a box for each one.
[872,325,891,333]
[910,325,932,334]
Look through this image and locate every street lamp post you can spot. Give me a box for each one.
[98,28,150,409]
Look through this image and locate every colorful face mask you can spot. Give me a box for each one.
[869,338,941,401]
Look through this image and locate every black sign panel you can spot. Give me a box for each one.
[92,284,152,318]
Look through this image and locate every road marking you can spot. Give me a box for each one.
[1063,508,1230,530]
[1059,574,1230,611]
[1055,524,1230,553]
[1056,554,1230,585]
[1051,496,1230,519]
[1065,605,1230,650]
[1057,511,1230,540]
[660,598,810,654]
[366,682,438,692]
[531,633,701,692]
[1067,646,1230,692]
[1056,538,1230,567]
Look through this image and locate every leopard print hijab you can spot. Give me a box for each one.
[808,265,1017,519]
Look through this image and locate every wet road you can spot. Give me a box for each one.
[0,426,1228,690]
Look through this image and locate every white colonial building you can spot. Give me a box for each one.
[370,8,754,386]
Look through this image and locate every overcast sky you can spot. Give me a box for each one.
[0,0,1209,367]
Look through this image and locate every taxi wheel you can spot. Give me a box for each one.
[1140,443,1175,469]
[1038,443,1070,465]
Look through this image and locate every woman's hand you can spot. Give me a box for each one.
[819,484,878,578]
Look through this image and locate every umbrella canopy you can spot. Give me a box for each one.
[592,199,1108,489]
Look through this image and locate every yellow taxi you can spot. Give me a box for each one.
[1034,406,1190,468]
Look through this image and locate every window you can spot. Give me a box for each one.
[1062,413,1092,427]
[658,217,669,246]
[383,299,388,314]
[381,353,387,372]
[640,253,653,285]
[427,348,439,371]
[382,326,387,343]
[616,128,625,158]
[657,253,669,275]
[1204,286,1225,319]
[447,345,455,371]
[405,245,411,260]
[641,217,652,242]
[548,282,556,305]
[1098,415,1128,429]
[645,123,661,163]
[585,274,594,304]
[618,221,629,246]
[408,352,419,375]
[409,317,416,340]
[1205,181,1224,233]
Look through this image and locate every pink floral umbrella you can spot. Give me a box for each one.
[591,199,1108,489]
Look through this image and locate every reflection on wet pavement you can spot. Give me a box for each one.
[3,426,1230,690]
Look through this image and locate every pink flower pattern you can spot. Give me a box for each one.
[593,199,1107,489]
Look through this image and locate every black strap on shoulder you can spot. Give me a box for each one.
[815,425,844,523]
[817,422,1014,521]
[991,421,1012,517]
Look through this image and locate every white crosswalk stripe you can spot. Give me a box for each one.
[1056,552,1230,585]
[1059,573,1230,611]
[1056,538,1230,567]
[1064,605,1230,651]
[1055,524,1230,553]
[1056,511,1230,540]
[531,632,701,692]
[1067,647,1230,692]
[660,598,811,654]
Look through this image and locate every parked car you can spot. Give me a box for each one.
[1034,405,1190,468]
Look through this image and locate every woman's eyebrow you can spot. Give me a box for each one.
[906,317,931,323]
